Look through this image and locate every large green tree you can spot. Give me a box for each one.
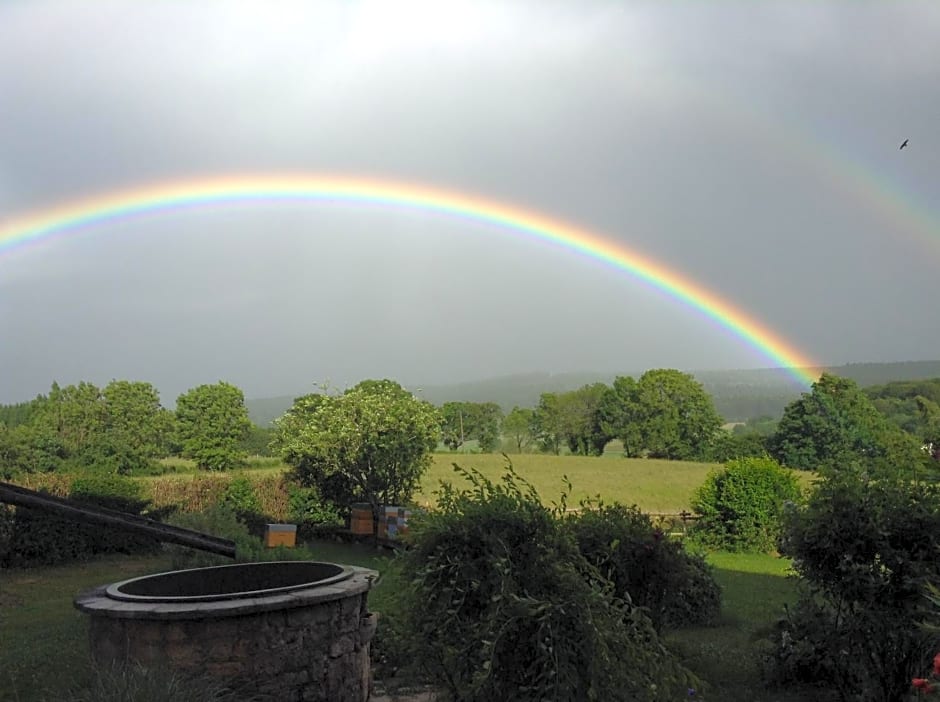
[101,380,173,461]
[597,376,643,457]
[175,381,252,471]
[599,370,721,460]
[532,393,564,455]
[502,406,534,453]
[632,369,722,460]
[559,383,611,456]
[767,373,921,474]
[440,402,504,452]
[275,379,440,519]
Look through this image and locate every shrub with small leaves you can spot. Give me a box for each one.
[0,474,165,567]
[165,505,315,570]
[566,502,721,631]
[691,456,801,552]
[767,472,940,701]
[398,463,701,701]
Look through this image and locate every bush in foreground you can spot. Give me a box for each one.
[397,464,700,701]
[691,456,801,552]
[566,502,721,631]
[0,474,165,568]
[768,472,940,701]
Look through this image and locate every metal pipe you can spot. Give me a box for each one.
[0,481,236,558]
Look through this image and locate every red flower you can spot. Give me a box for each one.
[913,677,934,693]
[933,652,940,676]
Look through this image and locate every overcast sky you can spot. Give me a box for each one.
[1,1,938,404]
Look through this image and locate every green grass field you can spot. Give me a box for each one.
[151,452,815,515]
[0,546,809,702]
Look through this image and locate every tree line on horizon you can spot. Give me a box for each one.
[1,371,938,480]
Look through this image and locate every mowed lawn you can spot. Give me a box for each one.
[0,546,807,702]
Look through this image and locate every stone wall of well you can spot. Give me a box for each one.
[77,568,378,702]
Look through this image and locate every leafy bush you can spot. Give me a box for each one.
[164,505,315,570]
[220,473,262,517]
[566,502,721,631]
[71,436,157,476]
[767,473,940,701]
[70,473,148,512]
[397,464,701,701]
[691,456,801,552]
[287,483,343,539]
[0,474,164,568]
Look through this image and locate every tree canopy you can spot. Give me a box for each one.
[440,401,503,452]
[767,373,921,474]
[275,379,441,515]
[175,381,252,471]
[599,370,722,460]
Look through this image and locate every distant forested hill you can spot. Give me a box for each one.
[244,361,940,426]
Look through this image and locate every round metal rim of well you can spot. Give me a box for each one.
[104,561,355,603]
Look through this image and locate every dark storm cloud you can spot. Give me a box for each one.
[1,0,938,402]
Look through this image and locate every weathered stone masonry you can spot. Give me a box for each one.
[75,566,379,702]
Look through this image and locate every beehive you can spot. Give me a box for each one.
[264,523,297,548]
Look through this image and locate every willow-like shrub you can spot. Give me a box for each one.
[398,464,700,702]
[565,503,720,631]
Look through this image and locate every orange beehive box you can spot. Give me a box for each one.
[350,505,374,535]
[264,523,297,548]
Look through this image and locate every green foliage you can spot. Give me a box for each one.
[768,373,922,475]
[865,377,940,452]
[286,483,343,537]
[440,401,503,452]
[100,380,174,463]
[706,430,769,463]
[599,370,722,460]
[63,661,251,702]
[0,380,173,477]
[531,392,565,454]
[597,376,643,456]
[0,474,163,568]
[275,379,440,516]
[558,383,611,456]
[769,473,940,701]
[175,382,251,471]
[734,415,779,436]
[219,473,262,515]
[398,463,701,701]
[164,505,315,569]
[0,423,67,476]
[565,502,721,631]
[69,473,148,512]
[501,406,534,453]
[239,423,277,456]
[691,456,801,552]
[0,399,36,428]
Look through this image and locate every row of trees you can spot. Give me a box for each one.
[0,380,253,476]
[4,371,936,484]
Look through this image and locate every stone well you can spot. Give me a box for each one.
[74,561,379,702]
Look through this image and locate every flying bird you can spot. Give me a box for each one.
[900,139,909,150]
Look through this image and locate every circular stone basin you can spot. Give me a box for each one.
[106,561,354,603]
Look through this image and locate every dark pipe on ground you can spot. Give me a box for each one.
[0,481,236,558]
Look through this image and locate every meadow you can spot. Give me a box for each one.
[148,452,815,514]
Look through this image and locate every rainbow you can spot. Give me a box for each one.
[0,174,819,385]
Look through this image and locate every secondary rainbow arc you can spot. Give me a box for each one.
[0,174,820,385]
